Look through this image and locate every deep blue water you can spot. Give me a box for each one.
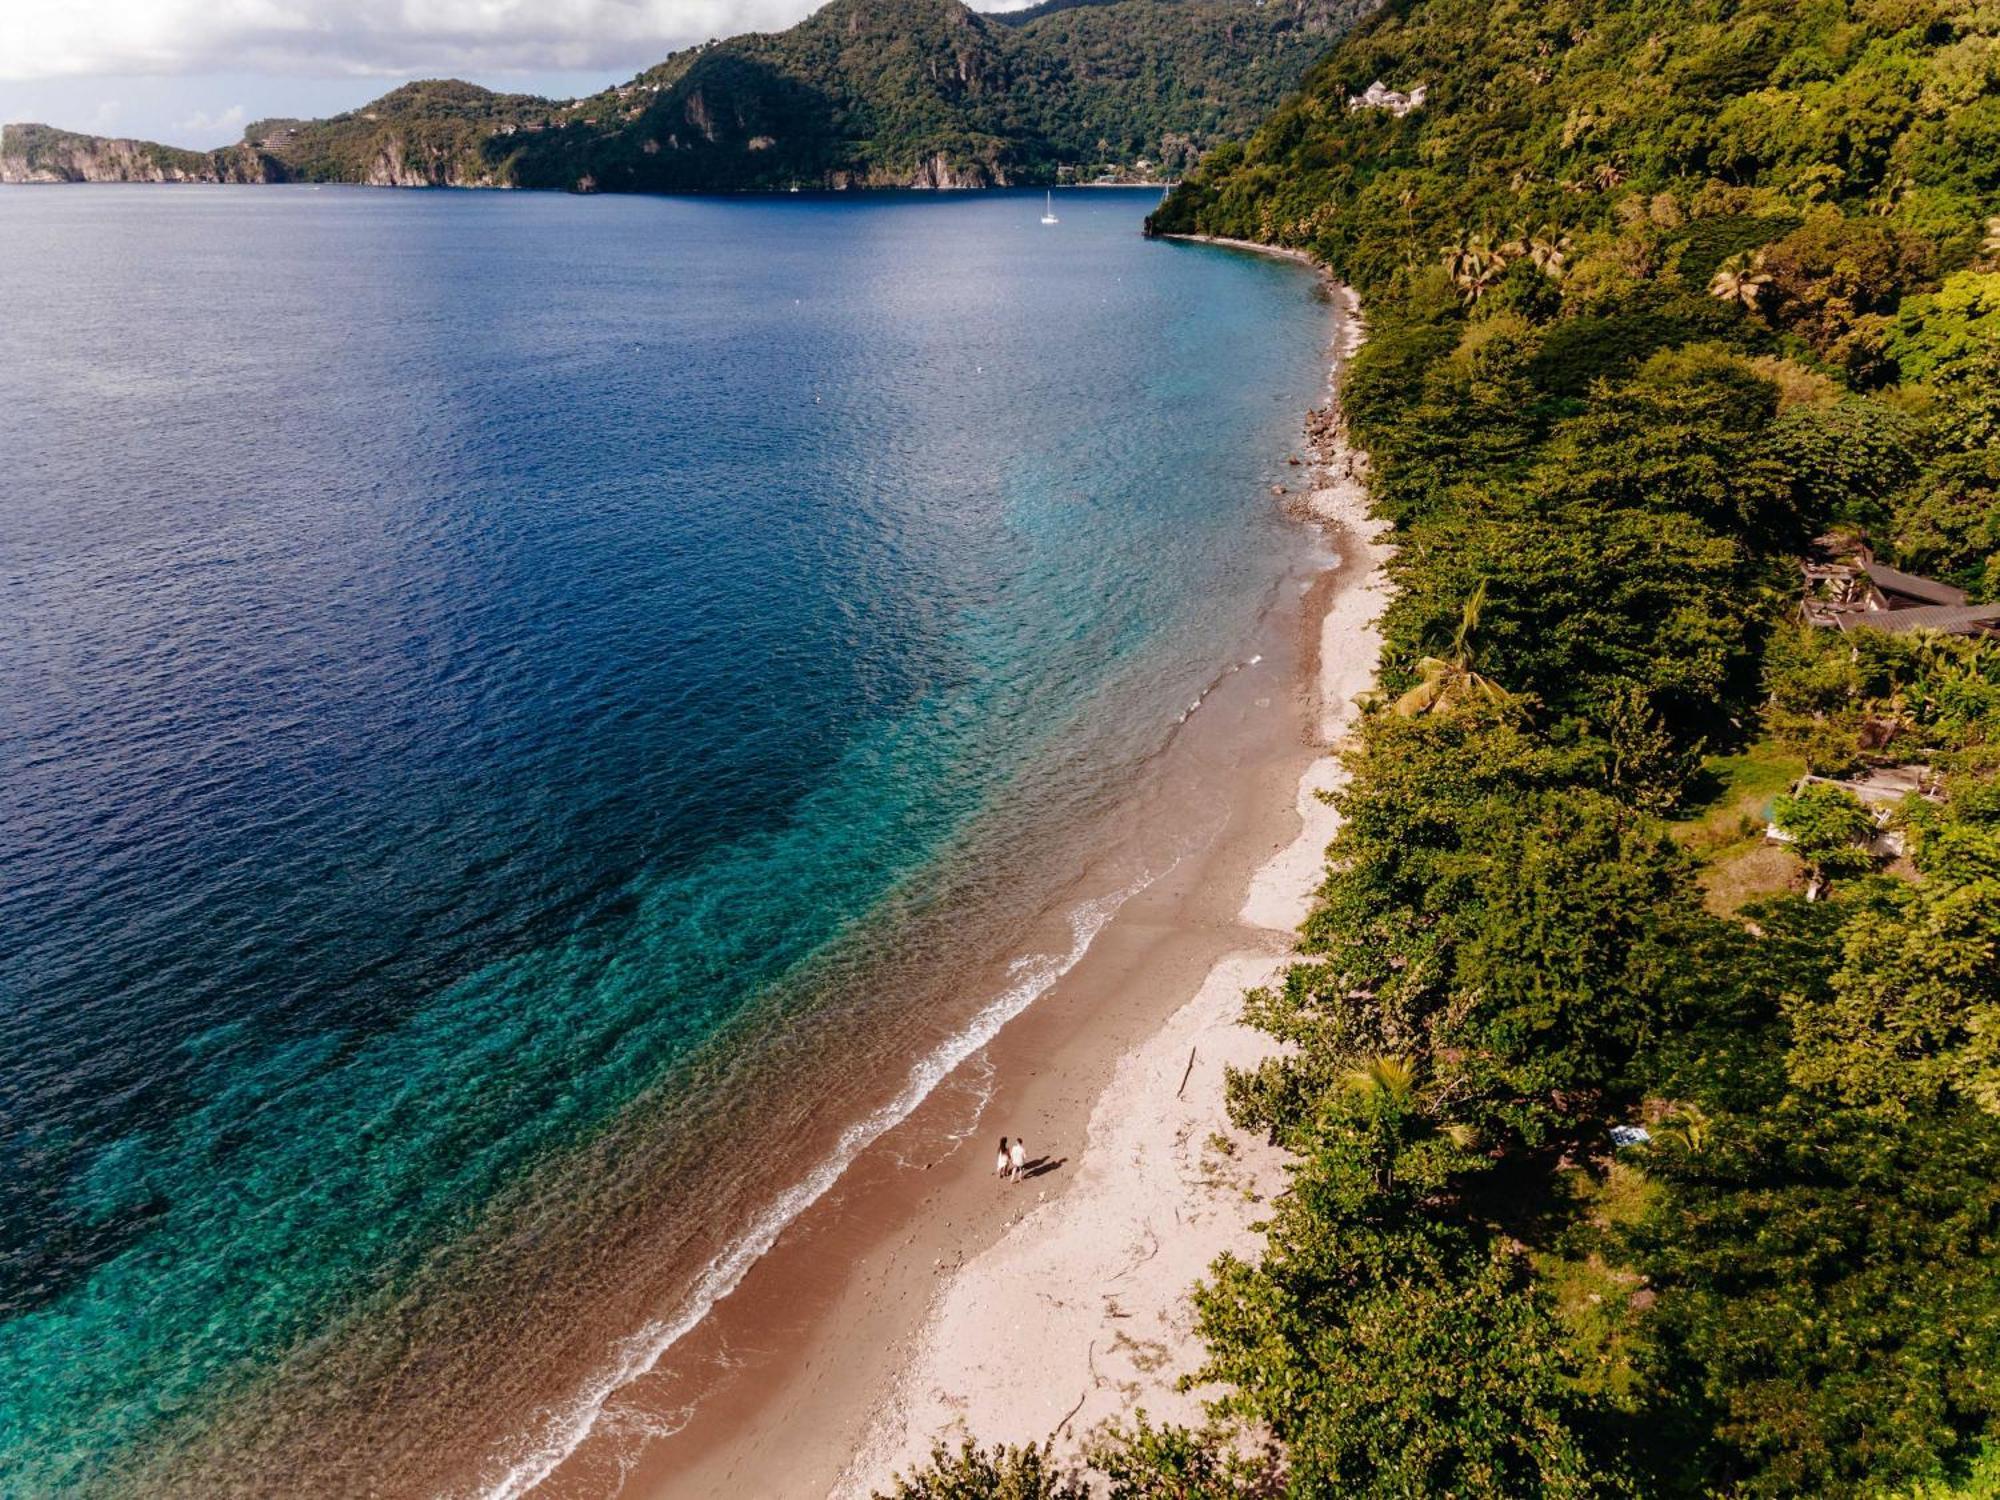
[0,186,1328,1494]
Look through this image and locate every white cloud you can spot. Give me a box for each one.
[0,0,826,83]
[176,101,246,133]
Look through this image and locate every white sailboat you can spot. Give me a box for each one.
[1040,191,1059,225]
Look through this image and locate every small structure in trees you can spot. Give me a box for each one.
[1801,533,2000,637]
[1346,80,1428,116]
[1766,764,1942,891]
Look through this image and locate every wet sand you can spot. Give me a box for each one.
[526,269,1382,1500]
[839,281,1386,1495]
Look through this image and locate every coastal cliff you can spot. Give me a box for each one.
[0,125,281,184]
[356,138,513,189]
[2,0,1372,193]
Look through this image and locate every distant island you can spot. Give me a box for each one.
[0,0,1369,192]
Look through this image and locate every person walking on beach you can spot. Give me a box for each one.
[995,1137,1012,1181]
[1008,1138,1028,1182]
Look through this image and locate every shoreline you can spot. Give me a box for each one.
[838,276,1386,1494]
[1155,231,1321,271]
[525,258,1385,1500]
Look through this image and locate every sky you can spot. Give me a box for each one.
[0,0,1028,148]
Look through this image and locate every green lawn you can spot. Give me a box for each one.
[1672,744,1807,914]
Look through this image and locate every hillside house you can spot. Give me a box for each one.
[1800,534,2000,638]
[1347,80,1428,116]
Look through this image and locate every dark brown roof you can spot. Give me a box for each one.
[1837,602,2000,635]
[1865,561,1967,607]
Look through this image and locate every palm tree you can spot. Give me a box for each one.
[1341,1056,1432,1191]
[1393,580,1513,716]
[1343,1054,1418,1106]
[1591,159,1628,191]
[1442,233,1484,297]
[1709,251,1770,311]
[1340,1055,1477,1190]
[1654,1106,1710,1155]
[1524,228,1572,279]
[1443,231,1508,302]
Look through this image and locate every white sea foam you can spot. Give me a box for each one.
[473,873,1155,1500]
[1178,653,1263,723]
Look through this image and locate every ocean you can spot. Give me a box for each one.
[0,185,1330,1495]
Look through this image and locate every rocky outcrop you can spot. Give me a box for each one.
[0,125,283,184]
[898,151,1007,189]
[361,138,510,188]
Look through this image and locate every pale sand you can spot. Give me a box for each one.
[839,276,1390,1496]
[583,263,1386,1500]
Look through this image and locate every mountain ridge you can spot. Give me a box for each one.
[1,0,1371,190]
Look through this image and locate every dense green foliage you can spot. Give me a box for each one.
[508,0,1368,190]
[858,0,2000,1494]
[1771,779,1877,891]
[245,81,554,185]
[1125,0,2000,1492]
[878,1440,1095,1498]
[3,0,1371,191]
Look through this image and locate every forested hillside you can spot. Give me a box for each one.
[513,0,1364,189]
[1,0,1367,190]
[896,0,2000,1492]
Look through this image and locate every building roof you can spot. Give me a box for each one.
[1797,765,1937,806]
[1865,561,1967,607]
[1836,602,2000,635]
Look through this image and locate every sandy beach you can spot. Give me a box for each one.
[838,275,1389,1495]
[527,263,1388,1500]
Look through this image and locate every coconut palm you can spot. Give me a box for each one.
[1494,228,1568,282]
[1524,228,1572,278]
[1709,251,1771,311]
[1654,1106,1710,1154]
[1442,231,1501,300]
[1340,1055,1477,1191]
[1393,580,1513,715]
[1343,1054,1418,1106]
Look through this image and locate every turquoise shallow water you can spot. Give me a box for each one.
[0,186,1329,1494]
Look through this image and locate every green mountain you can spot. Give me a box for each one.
[1,0,1371,190]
